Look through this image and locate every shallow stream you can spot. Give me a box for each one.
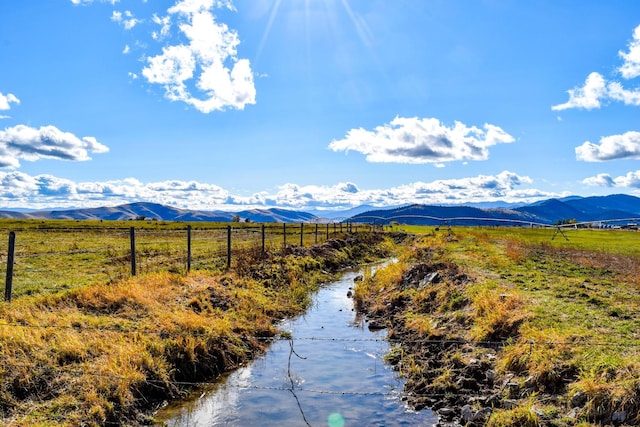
[156,263,437,426]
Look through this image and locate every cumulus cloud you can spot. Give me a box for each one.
[552,72,608,111]
[0,92,20,111]
[619,24,640,79]
[0,171,559,211]
[575,131,640,162]
[329,117,514,164]
[152,14,172,40]
[111,10,141,30]
[0,125,109,168]
[142,0,255,113]
[582,173,616,187]
[553,24,640,111]
[583,170,640,188]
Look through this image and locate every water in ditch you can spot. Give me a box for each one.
[156,263,438,426]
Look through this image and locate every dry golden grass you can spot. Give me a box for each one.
[0,232,396,426]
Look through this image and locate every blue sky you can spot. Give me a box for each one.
[2,0,640,212]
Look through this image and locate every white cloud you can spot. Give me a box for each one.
[168,0,235,15]
[329,117,514,164]
[0,171,559,211]
[619,24,640,79]
[111,10,141,30]
[551,72,608,111]
[582,173,616,187]
[575,131,640,162]
[152,14,172,40]
[613,171,640,188]
[0,125,109,168]
[553,25,640,111]
[552,74,640,111]
[606,81,640,106]
[584,170,640,188]
[142,0,255,113]
[0,92,20,111]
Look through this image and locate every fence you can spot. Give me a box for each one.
[1,221,370,301]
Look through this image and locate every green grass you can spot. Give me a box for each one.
[0,219,368,298]
[355,226,640,426]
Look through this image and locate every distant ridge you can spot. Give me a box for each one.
[235,208,317,223]
[351,204,538,225]
[0,202,236,222]
[0,194,639,224]
[351,194,640,226]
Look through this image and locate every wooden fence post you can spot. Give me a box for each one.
[261,224,265,256]
[326,223,329,240]
[187,225,192,273]
[283,223,286,250]
[5,231,15,302]
[130,227,136,276]
[300,223,304,247]
[227,225,231,270]
[315,223,318,244]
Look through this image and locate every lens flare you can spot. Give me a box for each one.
[327,412,345,427]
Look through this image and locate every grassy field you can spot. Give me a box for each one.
[355,225,640,426]
[2,220,639,426]
[0,219,360,298]
[0,222,394,426]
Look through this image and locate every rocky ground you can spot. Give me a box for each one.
[355,256,536,426]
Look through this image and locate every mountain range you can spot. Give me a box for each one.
[1,194,640,225]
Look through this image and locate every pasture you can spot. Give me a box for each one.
[0,219,362,298]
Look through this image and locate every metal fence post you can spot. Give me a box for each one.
[130,227,136,276]
[5,231,15,302]
[227,225,231,270]
[300,223,304,247]
[187,225,192,273]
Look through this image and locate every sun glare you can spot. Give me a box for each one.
[254,0,376,65]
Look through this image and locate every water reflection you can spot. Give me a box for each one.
[158,267,438,427]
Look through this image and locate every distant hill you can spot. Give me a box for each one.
[514,194,640,224]
[351,204,538,225]
[0,202,235,222]
[305,205,391,221]
[0,194,639,225]
[351,194,640,226]
[235,208,317,223]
